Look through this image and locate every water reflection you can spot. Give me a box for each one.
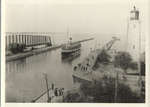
[6,35,120,102]
[61,51,81,63]
[6,40,94,102]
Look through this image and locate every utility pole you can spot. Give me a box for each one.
[43,73,51,102]
[114,69,119,103]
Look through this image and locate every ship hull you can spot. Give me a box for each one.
[72,74,92,84]
[61,43,81,58]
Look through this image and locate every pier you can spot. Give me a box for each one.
[5,32,94,62]
[5,3,146,103]
[5,32,52,50]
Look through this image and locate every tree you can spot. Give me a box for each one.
[114,52,132,73]
[97,49,111,64]
[79,76,142,103]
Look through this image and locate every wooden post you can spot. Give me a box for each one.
[46,36,48,43]
[16,35,18,44]
[41,36,42,44]
[19,35,21,44]
[26,35,27,45]
[39,36,40,44]
[12,34,14,43]
[35,36,37,45]
[37,36,39,44]
[21,34,22,44]
[36,35,37,44]
[34,35,35,45]
[30,35,32,45]
[14,34,16,43]
[25,35,26,45]
[37,36,38,44]
[33,36,34,45]
[8,35,11,45]
[42,36,44,44]
[45,36,46,43]
[33,35,34,45]
[27,35,29,45]
[36,35,38,44]
[49,37,51,45]
[23,35,24,44]
[26,35,28,45]
[40,36,41,44]
[15,34,17,43]
[29,35,30,45]
[22,35,24,44]
[23,35,25,44]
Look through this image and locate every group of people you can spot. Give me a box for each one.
[51,83,64,97]
[54,88,64,96]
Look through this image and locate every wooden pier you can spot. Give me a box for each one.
[6,45,62,62]
[5,32,52,50]
[5,32,94,62]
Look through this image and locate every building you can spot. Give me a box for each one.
[127,6,141,62]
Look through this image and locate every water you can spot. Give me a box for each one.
[6,34,124,102]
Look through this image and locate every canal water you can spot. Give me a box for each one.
[6,34,125,102]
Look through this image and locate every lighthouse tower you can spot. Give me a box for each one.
[127,6,140,62]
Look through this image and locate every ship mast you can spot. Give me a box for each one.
[67,27,72,44]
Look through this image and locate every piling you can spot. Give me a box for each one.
[45,36,46,43]
[25,35,26,45]
[19,35,21,44]
[30,35,31,45]
[22,35,24,44]
[12,34,14,43]
[8,35,11,45]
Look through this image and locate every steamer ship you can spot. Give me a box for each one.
[61,37,81,58]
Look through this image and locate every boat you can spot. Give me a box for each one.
[72,49,101,84]
[61,37,81,58]
[72,37,120,84]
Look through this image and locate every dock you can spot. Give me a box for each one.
[6,45,62,62]
[32,88,64,103]
[6,37,94,62]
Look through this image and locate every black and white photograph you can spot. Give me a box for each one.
[2,0,149,104]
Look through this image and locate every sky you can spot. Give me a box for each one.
[4,0,148,51]
[5,0,148,34]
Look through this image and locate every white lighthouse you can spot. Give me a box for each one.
[127,6,141,62]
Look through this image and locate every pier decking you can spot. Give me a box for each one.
[6,45,62,62]
[6,37,94,62]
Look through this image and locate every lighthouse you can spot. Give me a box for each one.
[127,6,141,62]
